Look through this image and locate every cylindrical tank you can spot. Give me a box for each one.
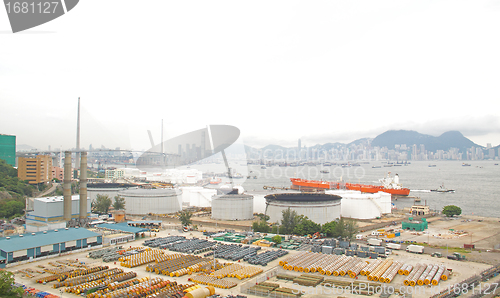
[118,188,182,215]
[265,193,341,225]
[211,193,254,220]
[88,183,137,203]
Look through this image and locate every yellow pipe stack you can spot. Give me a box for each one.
[361,259,382,276]
[417,264,434,286]
[432,265,446,285]
[368,258,393,282]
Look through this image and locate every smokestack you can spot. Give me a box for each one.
[79,151,87,220]
[63,151,72,221]
[75,97,81,171]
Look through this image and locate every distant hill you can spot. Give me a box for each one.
[371,130,482,152]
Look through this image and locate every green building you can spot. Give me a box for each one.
[0,134,16,167]
[402,217,428,231]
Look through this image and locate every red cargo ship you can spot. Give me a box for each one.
[290,173,410,196]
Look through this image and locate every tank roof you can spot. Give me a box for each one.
[265,192,342,202]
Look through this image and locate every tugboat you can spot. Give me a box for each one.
[431,184,455,193]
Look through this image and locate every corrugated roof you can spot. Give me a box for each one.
[0,228,100,253]
[97,223,148,233]
[127,220,162,224]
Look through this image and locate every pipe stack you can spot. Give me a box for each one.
[432,265,446,285]
[417,264,434,286]
[407,264,427,286]
[441,269,451,281]
[380,262,402,283]
[368,258,393,282]
[424,265,440,285]
[348,261,368,278]
[321,255,346,275]
[361,259,382,276]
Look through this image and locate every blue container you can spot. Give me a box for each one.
[395,232,401,237]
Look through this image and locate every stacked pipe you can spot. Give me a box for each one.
[431,265,446,285]
[361,259,382,276]
[55,268,123,288]
[314,255,337,273]
[323,255,349,276]
[338,258,361,276]
[184,286,215,298]
[417,264,434,286]
[298,253,324,273]
[404,263,423,286]
[407,264,427,286]
[424,265,440,285]
[65,271,136,294]
[398,264,413,275]
[280,251,308,270]
[279,252,304,267]
[380,262,402,283]
[368,258,393,282]
[348,261,368,278]
[441,269,451,281]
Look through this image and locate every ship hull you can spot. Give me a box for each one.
[290,178,410,196]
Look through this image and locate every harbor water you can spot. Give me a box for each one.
[199,160,500,218]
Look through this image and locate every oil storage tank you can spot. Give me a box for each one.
[326,190,391,219]
[211,191,254,221]
[265,193,341,225]
[88,183,137,203]
[118,188,182,215]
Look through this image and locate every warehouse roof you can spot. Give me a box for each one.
[0,228,100,253]
[127,220,162,225]
[97,222,148,233]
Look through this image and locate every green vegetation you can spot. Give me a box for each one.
[177,210,193,227]
[272,235,282,244]
[112,195,126,210]
[93,194,112,214]
[0,158,34,219]
[252,220,270,233]
[0,158,34,198]
[0,270,23,298]
[252,208,358,239]
[442,205,462,217]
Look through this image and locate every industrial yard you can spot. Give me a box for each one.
[7,219,500,298]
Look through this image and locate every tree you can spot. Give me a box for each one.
[178,210,193,227]
[293,217,321,236]
[442,205,462,217]
[280,208,302,235]
[272,235,282,244]
[0,270,23,298]
[93,194,112,214]
[333,217,346,238]
[321,220,337,237]
[112,195,125,210]
[252,220,270,233]
[344,218,358,241]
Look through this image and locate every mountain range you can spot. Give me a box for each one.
[243,130,494,158]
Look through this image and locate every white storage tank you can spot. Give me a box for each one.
[265,193,342,225]
[326,190,392,219]
[118,188,182,215]
[180,186,217,207]
[88,183,137,204]
[211,193,254,221]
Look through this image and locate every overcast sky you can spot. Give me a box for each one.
[1,0,500,151]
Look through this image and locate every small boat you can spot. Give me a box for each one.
[372,166,381,168]
[209,177,222,184]
[462,163,471,167]
[428,164,437,167]
[261,166,267,169]
[431,184,455,193]
[320,170,329,174]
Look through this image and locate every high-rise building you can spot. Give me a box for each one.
[0,134,16,167]
[18,155,53,184]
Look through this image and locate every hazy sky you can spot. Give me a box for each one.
[1,0,500,151]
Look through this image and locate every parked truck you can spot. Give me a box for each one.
[406,244,424,254]
[368,238,383,246]
[386,243,401,250]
